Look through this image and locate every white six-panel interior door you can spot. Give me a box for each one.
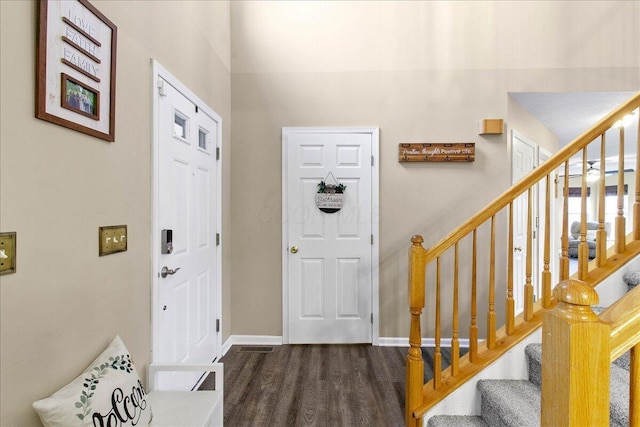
[282,128,379,344]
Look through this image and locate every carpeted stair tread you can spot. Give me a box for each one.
[524,343,542,387]
[478,380,540,427]
[428,322,631,426]
[614,351,630,371]
[427,415,488,427]
[526,343,629,427]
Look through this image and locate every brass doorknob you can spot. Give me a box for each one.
[290,246,299,254]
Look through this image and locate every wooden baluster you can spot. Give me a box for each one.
[406,235,425,427]
[542,174,552,308]
[451,244,459,376]
[487,216,496,349]
[525,188,534,320]
[541,279,610,426]
[631,343,640,427]
[560,161,570,280]
[634,110,640,241]
[434,257,442,389]
[597,134,608,266]
[578,148,589,280]
[469,229,478,363]
[617,125,626,253]
[506,203,515,334]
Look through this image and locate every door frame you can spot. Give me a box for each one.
[151,59,223,362]
[512,129,552,302]
[281,127,380,345]
[537,146,555,297]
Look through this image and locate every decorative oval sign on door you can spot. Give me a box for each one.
[316,172,346,213]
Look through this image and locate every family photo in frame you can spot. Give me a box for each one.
[36,0,117,141]
[61,73,99,120]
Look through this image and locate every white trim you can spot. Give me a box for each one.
[221,335,284,356]
[371,129,380,345]
[537,146,556,293]
[281,127,380,345]
[151,60,224,363]
[281,132,288,344]
[221,336,470,353]
[511,129,538,185]
[378,337,471,348]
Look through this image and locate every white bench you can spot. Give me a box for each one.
[147,363,224,427]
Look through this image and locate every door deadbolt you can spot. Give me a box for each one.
[290,246,299,254]
[514,247,523,252]
[161,266,181,278]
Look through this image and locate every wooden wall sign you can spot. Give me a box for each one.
[36,0,117,142]
[399,143,475,162]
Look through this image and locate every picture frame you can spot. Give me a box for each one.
[36,0,117,142]
[61,73,99,120]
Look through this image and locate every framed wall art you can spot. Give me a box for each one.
[36,0,117,142]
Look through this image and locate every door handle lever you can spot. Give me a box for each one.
[161,266,181,278]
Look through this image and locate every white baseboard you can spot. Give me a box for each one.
[222,335,468,356]
[221,335,283,356]
[378,337,471,348]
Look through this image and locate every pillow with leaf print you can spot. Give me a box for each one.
[33,335,152,427]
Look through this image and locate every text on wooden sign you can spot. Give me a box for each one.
[399,143,475,162]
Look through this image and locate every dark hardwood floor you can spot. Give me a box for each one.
[200,344,461,427]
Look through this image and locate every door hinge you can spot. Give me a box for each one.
[371,313,373,324]
[371,156,374,166]
[216,233,220,246]
[157,79,166,97]
[216,319,220,332]
[371,234,374,245]
[195,105,199,113]
[216,147,220,160]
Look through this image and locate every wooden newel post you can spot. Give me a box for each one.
[406,235,426,427]
[541,279,610,426]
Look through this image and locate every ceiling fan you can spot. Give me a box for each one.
[585,161,601,182]
[567,160,633,182]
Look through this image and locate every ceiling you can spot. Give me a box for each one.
[509,91,638,174]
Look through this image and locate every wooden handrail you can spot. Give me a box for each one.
[423,92,640,265]
[406,91,640,426]
[599,284,640,361]
[410,237,640,421]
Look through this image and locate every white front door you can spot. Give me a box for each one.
[512,131,537,314]
[153,64,221,390]
[283,128,378,344]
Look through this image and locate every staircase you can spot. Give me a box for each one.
[427,334,632,426]
[405,91,640,427]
